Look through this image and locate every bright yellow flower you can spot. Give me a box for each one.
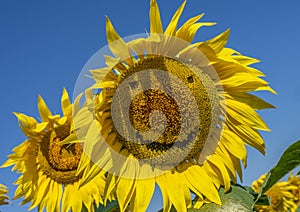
[1,89,110,212]
[74,0,275,211]
[252,174,300,212]
[0,184,9,205]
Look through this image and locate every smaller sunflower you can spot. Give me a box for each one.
[252,173,300,212]
[1,88,110,212]
[0,184,9,205]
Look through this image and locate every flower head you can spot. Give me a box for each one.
[252,173,300,212]
[2,89,109,212]
[0,184,9,205]
[73,0,275,211]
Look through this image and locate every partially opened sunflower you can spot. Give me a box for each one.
[0,184,9,205]
[252,173,300,212]
[74,0,275,211]
[1,89,110,212]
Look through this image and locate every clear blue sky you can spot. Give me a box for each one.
[0,0,300,211]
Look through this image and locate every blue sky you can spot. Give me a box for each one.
[0,0,300,211]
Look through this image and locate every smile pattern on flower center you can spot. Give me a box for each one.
[110,55,220,166]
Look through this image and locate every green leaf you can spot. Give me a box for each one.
[159,185,255,212]
[191,185,254,211]
[254,140,300,207]
[243,186,269,206]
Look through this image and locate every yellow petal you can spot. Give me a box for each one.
[61,88,72,117]
[57,116,68,125]
[215,146,237,183]
[149,0,163,34]
[231,55,260,66]
[90,68,113,83]
[52,182,62,212]
[207,155,231,192]
[104,173,119,205]
[130,178,155,212]
[104,55,122,68]
[157,171,191,212]
[226,98,270,131]
[38,95,52,122]
[206,29,230,54]
[196,42,218,62]
[32,122,48,133]
[13,112,41,139]
[106,16,132,64]
[176,13,216,42]
[62,183,81,212]
[156,175,172,212]
[13,112,37,127]
[193,195,204,209]
[184,165,221,204]
[256,85,277,94]
[44,181,56,212]
[164,0,186,36]
[116,178,136,212]
[72,107,93,137]
[220,129,247,161]
[220,47,239,57]
[177,13,204,36]
[73,92,83,116]
[226,93,275,110]
[28,175,50,210]
[59,133,78,145]
[220,72,268,88]
[230,154,243,181]
[227,118,265,154]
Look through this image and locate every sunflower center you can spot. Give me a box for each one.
[129,89,181,145]
[110,55,220,165]
[38,124,83,184]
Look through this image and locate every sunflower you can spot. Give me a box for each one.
[0,184,9,205]
[74,0,275,211]
[1,88,110,212]
[252,173,300,212]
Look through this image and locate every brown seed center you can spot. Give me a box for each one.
[38,124,83,184]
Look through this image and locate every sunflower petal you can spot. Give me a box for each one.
[13,112,37,127]
[13,113,41,139]
[32,122,48,133]
[106,16,132,64]
[130,178,155,212]
[73,92,83,116]
[61,88,72,117]
[156,175,172,212]
[206,29,230,54]
[29,175,50,210]
[184,165,221,204]
[176,13,216,42]
[207,155,231,192]
[37,95,52,122]
[220,129,247,161]
[149,0,163,34]
[164,0,186,36]
[231,55,260,66]
[116,178,136,212]
[226,93,275,110]
[226,98,270,131]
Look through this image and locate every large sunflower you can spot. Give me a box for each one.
[1,89,110,212]
[252,173,300,212]
[0,184,9,205]
[74,0,275,211]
